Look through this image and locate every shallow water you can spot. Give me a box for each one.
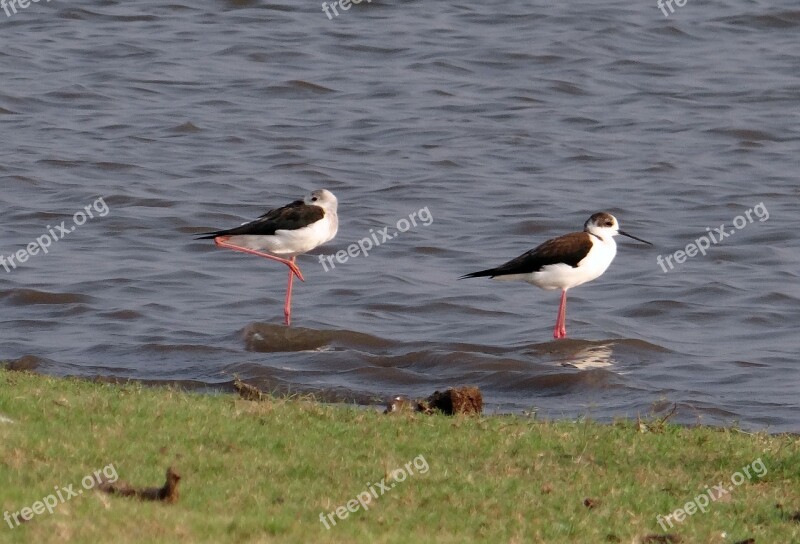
[1,0,799,430]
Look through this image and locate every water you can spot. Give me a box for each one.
[1,0,798,431]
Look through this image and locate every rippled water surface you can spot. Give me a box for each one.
[2,0,798,430]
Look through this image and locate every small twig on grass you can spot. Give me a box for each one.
[657,403,678,427]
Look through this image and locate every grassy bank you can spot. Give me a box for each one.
[0,369,798,543]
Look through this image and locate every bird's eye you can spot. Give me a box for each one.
[605,221,612,226]
[311,197,318,202]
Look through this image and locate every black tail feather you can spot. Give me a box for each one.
[459,269,497,280]
[195,232,223,240]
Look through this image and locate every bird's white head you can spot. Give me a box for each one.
[584,212,651,245]
[306,189,338,213]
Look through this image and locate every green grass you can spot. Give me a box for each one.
[0,369,798,543]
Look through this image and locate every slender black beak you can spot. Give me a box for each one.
[618,230,652,245]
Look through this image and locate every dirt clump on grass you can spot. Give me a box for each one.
[640,535,682,543]
[385,387,483,415]
[426,387,483,415]
[384,396,426,414]
[583,497,600,509]
[99,466,181,504]
[233,375,264,401]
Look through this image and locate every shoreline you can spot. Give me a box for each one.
[6,363,796,435]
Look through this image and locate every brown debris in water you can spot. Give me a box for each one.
[4,355,42,372]
[98,467,181,504]
[385,387,483,416]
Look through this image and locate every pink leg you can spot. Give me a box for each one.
[284,257,295,326]
[553,289,568,339]
[214,236,304,282]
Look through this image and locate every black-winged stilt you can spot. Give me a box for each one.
[461,212,651,339]
[197,189,338,325]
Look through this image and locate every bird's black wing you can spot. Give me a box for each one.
[196,200,325,239]
[460,232,591,279]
